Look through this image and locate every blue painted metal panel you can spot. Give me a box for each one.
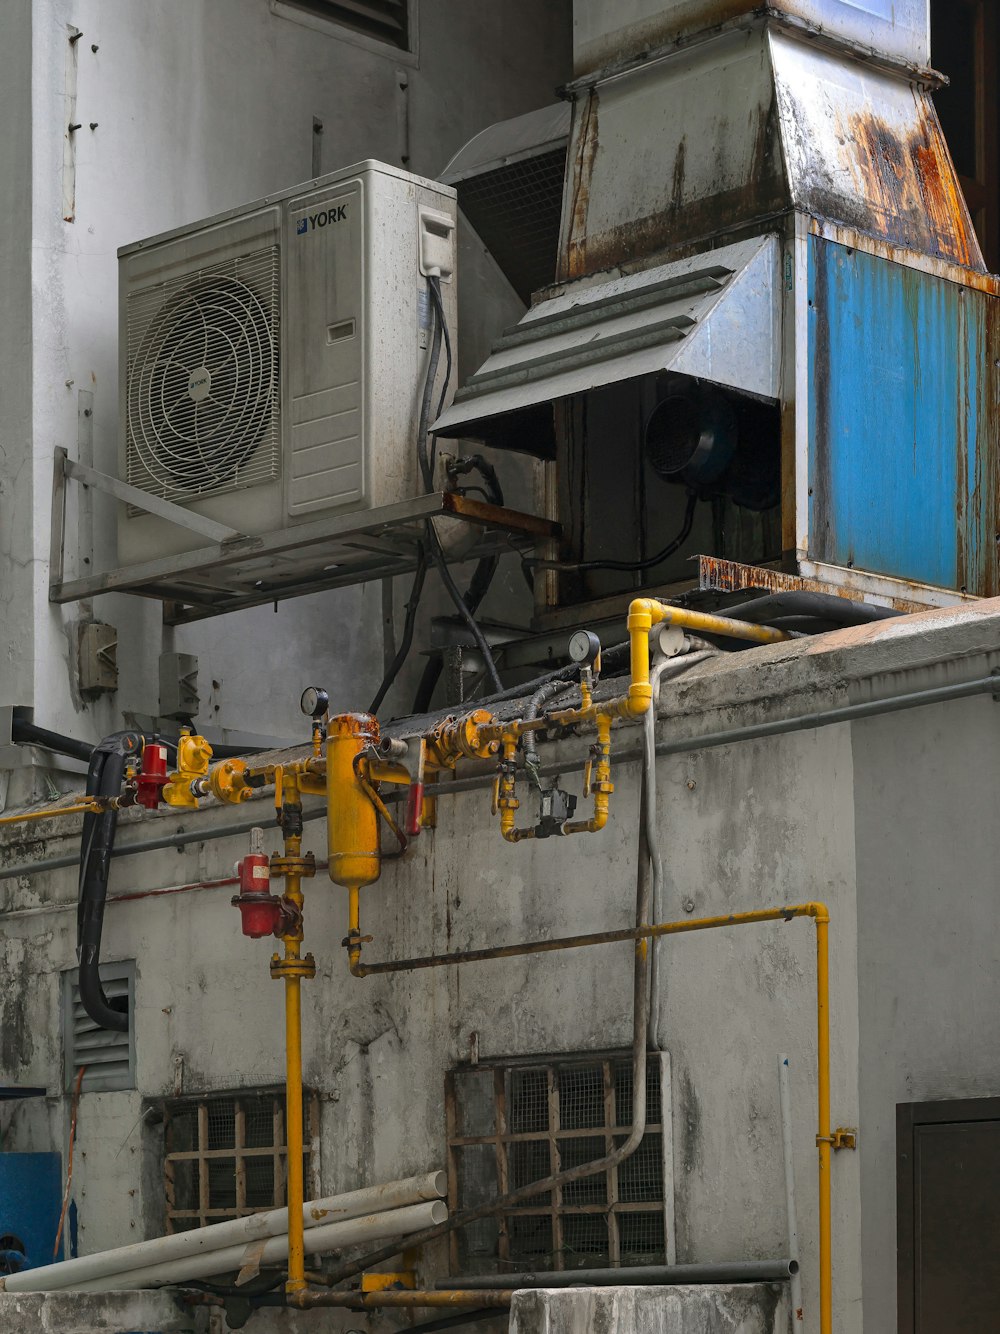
[0,1152,63,1269]
[808,235,978,589]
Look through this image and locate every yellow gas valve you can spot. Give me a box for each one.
[162,730,213,808]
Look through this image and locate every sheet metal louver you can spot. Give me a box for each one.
[288,0,408,48]
[125,247,280,511]
[63,962,135,1093]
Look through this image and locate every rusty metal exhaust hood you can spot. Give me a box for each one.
[432,233,780,452]
[435,1,1000,608]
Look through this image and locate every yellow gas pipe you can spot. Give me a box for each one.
[267,769,316,1298]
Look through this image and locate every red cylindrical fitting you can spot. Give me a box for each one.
[239,853,270,895]
[233,852,280,938]
[405,782,425,838]
[136,741,169,809]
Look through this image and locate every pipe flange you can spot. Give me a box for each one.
[269,953,317,981]
[270,853,317,879]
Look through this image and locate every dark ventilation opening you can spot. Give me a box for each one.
[281,0,410,51]
[456,148,568,304]
[559,373,782,608]
[931,0,1000,271]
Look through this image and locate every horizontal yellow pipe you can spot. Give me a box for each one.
[0,799,103,827]
[622,599,791,719]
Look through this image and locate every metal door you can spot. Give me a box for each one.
[897,1099,1000,1332]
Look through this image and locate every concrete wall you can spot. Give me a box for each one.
[0,0,570,794]
[4,603,1000,1330]
[854,688,1000,1332]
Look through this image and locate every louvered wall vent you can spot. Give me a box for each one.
[281,0,409,50]
[63,962,136,1094]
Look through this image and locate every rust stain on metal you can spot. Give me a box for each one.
[697,554,941,613]
[561,89,599,281]
[561,86,785,280]
[843,104,982,269]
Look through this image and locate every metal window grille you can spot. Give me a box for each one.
[446,1052,672,1274]
[63,962,136,1094]
[161,1088,318,1233]
[280,0,410,50]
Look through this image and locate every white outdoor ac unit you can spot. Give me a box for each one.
[117,160,457,564]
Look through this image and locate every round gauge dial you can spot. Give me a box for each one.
[300,686,330,718]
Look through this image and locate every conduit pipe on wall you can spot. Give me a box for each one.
[435,1259,800,1287]
[322,904,833,1334]
[69,1201,449,1294]
[0,1172,446,1294]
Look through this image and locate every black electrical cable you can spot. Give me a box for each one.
[531,490,697,574]
[425,520,504,696]
[369,546,430,716]
[367,274,449,713]
[415,280,503,698]
[427,275,453,479]
[77,731,142,1032]
[412,456,504,714]
[417,279,444,494]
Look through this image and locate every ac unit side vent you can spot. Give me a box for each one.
[63,961,136,1094]
[125,246,280,513]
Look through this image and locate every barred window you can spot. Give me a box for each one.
[273,0,411,52]
[160,1088,318,1232]
[446,1052,672,1274]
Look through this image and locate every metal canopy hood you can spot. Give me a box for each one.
[432,234,780,451]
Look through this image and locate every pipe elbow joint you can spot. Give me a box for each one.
[624,684,653,718]
[627,598,659,634]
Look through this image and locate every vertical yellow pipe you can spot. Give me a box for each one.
[284,969,305,1295]
[280,773,306,1297]
[814,908,832,1334]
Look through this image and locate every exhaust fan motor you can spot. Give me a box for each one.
[644,385,736,488]
[643,379,780,512]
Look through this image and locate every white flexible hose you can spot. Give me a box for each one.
[645,649,715,1049]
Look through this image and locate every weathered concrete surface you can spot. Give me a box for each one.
[510,1283,790,1333]
[0,1289,206,1333]
[4,602,1000,1331]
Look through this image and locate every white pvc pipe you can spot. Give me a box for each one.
[2,1171,446,1294]
[70,1199,448,1293]
[778,1054,805,1323]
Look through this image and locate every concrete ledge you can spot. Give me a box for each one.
[0,1290,206,1334]
[509,1282,791,1333]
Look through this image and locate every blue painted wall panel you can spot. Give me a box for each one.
[807,236,975,589]
[0,1152,63,1269]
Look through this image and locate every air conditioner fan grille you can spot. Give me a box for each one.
[126,247,280,510]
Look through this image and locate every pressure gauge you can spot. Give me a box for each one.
[300,686,329,719]
[568,629,601,666]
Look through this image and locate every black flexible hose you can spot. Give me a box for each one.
[11,721,93,763]
[718,590,901,625]
[11,718,254,764]
[77,731,142,1032]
